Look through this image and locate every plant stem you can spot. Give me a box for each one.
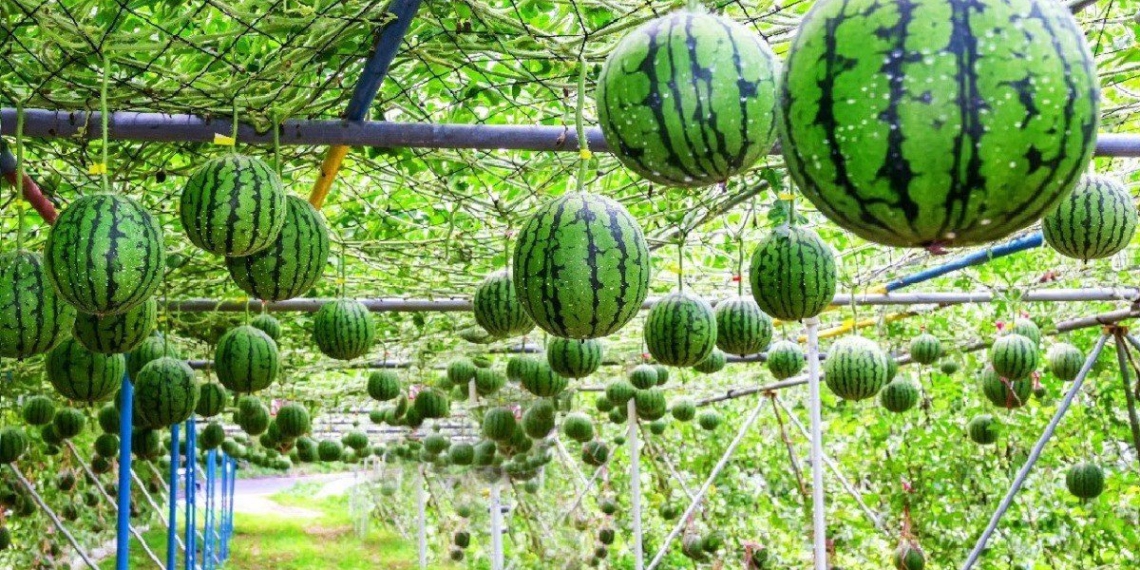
[101,52,111,194]
[575,54,590,194]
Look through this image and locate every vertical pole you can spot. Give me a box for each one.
[218,453,227,564]
[804,316,827,570]
[627,399,643,570]
[205,449,216,569]
[167,424,181,570]
[228,455,237,556]
[490,479,503,570]
[417,467,427,569]
[468,379,477,404]
[184,418,197,570]
[116,371,134,570]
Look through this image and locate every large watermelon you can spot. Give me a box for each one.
[714,296,772,356]
[179,155,287,257]
[0,251,76,359]
[750,225,836,321]
[645,292,717,367]
[1043,175,1138,261]
[1046,343,1084,381]
[595,10,780,188]
[135,357,200,428]
[47,339,124,403]
[313,299,375,361]
[215,325,279,393]
[546,337,603,378]
[513,193,651,339]
[73,298,156,355]
[473,271,534,338]
[225,196,330,301]
[990,334,1038,380]
[780,0,1099,248]
[44,194,165,315]
[823,336,890,401]
[767,340,805,379]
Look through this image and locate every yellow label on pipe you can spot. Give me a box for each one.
[777,192,795,201]
[88,163,107,174]
[579,149,593,160]
[212,133,236,146]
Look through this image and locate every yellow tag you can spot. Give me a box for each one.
[579,149,593,160]
[213,133,236,146]
[869,284,888,295]
[777,192,795,201]
[334,278,347,286]
[709,484,716,496]
[13,200,27,210]
[88,163,107,174]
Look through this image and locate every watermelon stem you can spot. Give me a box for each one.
[230,103,240,154]
[676,237,685,292]
[100,52,110,194]
[14,102,25,251]
[574,54,590,193]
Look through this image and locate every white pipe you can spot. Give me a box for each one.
[469,379,477,406]
[805,316,827,570]
[490,479,503,570]
[628,399,643,570]
[8,464,101,570]
[417,467,427,570]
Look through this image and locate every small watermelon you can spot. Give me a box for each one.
[52,408,86,439]
[195,383,228,418]
[313,299,375,361]
[715,296,773,356]
[448,443,474,466]
[448,359,477,385]
[474,368,506,397]
[200,423,226,450]
[179,155,287,257]
[824,336,889,401]
[473,270,535,338]
[546,337,603,379]
[698,410,721,431]
[506,356,541,383]
[521,362,567,398]
[767,340,805,379]
[581,441,609,466]
[750,225,836,321]
[275,404,311,439]
[908,333,942,365]
[367,371,401,401]
[225,196,330,301]
[981,367,1032,409]
[215,325,279,394]
[1043,175,1138,261]
[990,334,1038,380]
[1046,343,1084,381]
[967,414,998,445]
[653,364,670,386]
[128,333,181,379]
[670,399,696,422]
[939,361,959,375]
[135,357,200,428]
[605,379,637,406]
[692,348,727,374]
[22,396,56,426]
[483,408,517,442]
[73,298,156,355]
[47,339,124,403]
[317,440,343,462]
[879,378,919,413]
[414,389,450,419]
[645,292,717,367]
[562,413,595,443]
[892,542,926,570]
[1065,462,1104,499]
[250,314,282,340]
[0,251,76,359]
[1007,318,1042,347]
[522,400,555,439]
[629,365,659,390]
[633,389,667,421]
[0,428,29,463]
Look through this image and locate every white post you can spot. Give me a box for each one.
[469,379,477,404]
[490,479,504,570]
[805,316,827,570]
[417,467,427,570]
[628,399,643,570]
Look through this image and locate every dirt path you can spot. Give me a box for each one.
[231,472,356,518]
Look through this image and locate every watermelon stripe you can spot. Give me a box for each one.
[1,251,76,359]
[750,225,835,322]
[645,292,716,367]
[226,196,329,302]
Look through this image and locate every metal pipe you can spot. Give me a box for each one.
[628,399,643,570]
[1115,335,1140,461]
[7,464,100,570]
[168,424,181,568]
[185,418,198,570]
[116,371,134,570]
[0,141,58,224]
[883,233,1044,292]
[416,466,427,570]
[804,318,828,570]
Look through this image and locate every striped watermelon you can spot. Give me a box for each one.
[52,408,85,439]
[73,298,156,355]
[629,364,659,390]
[276,403,311,439]
[671,400,696,422]
[414,389,450,419]
[21,396,55,426]
[313,299,375,361]
[692,348,726,374]
[0,428,28,463]
[448,358,477,385]
[135,357,199,428]
[522,400,555,439]
[546,337,603,378]
[47,339,124,403]
[237,397,270,436]
[633,388,667,420]
[1065,462,1104,499]
[879,378,919,413]
[1006,318,1042,347]
[595,10,780,188]
[939,361,959,375]
[698,410,721,431]
[200,423,225,450]
[474,368,507,396]
[1043,175,1137,261]
[473,270,534,338]
[317,440,343,462]
[715,296,772,356]
[215,325,280,393]
[179,155,287,257]
[823,336,889,401]
[368,371,401,401]
[990,334,1038,380]
[250,314,282,341]
[225,196,330,301]
[521,361,567,398]
[653,364,670,385]
[506,356,540,383]
[45,194,165,316]
[750,226,836,321]
[645,292,717,367]
[908,333,942,365]
[562,413,595,443]
[195,383,227,418]
[128,333,181,379]
[483,407,517,442]
[968,414,999,445]
[780,0,1099,248]
[513,193,651,339]
[605,379,637,406]
[1046,343,1084,381]
[981,366,1032,409]
[581,441,609,466]
[767,340,805,379]
[0,251,76,359]
[892,543,926,570]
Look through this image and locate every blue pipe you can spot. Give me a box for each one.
[184,419,197,570]
[115,371,133,570]
[219,454,228,562]
[227,456,237,558]
[884,232,1044,292]
[167,424,180,569]
[206,449,217,569]
[344,0,424,120]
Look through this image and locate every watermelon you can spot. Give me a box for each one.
[448,443,474,466]
[250,314,282,341]
[473,270,535,338]
[21,396,56,426]
[179,155,287,257]
[522,400,556,439]
[97,405,119,434]
[128,333,181,379]
[823,336,890,401]
[507,356,540,383]
[47,339,124,403]
[892,543,926,570]
[908,333,942,365]
[225,196,330,301]
[595,395,615,413]
[422,434,449,455]
[132,428,162,459]
[939,361,959,375]
[72,298,156,355]
[780,0,1099,248]
[671,399,696,422]
[200,422,226,450]
[448,359,477,385]
[546,337,603,378]
[483,408,517,442]
[458,325,498,344]
[697,410,721,431]
[313,299,375,360]
[52,408,85,439]
[342,431,369,451]
[645,292,717,367]
[135,357,199,428]
[276,404,310,439]
[981,366,1032,409]
[237,397,270,436]
[317,440,343,462]
[653,364,670,386]
[715,296,773,356]
[521,361,567,398]
[629,365,659,390]
[879,378,919,413]
[595,10,779,187]
[3,427,31,462]
[40,424,62,447]
[0,251,76,359]
[414,389,450,419]
[45,194,165,316]
[692,349,726,374]
[767,340,805,379]
[634,389,667,420]
[581,441,609,466]
[367,371,401,401]
[886,354,900,380]
[94,433,119,457]
[562,413,595,443]
[1007,318,1042,347]
[195,383,228,418]
[750,226,836,321]
[1046,343,1084,381]
[1065,462,1104,499]
[1043,175,1138,261]
[990,334,1038,380]
[513,193,651,339]
[215,325,279,393]
[474,368,507,397]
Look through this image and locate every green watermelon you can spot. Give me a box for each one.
[506,356,540,383]
[73,297,156,355]
[645,292,717,367]
[448,359,477,385]
[653,364,670,385]
[250,314,282,340]
[750,226,836,321]
[474,368,507,396]
[879,378,920,413]
[908,333,942,365]
[1043,175,1137,261]
[237,396,270,435]
[45,195,165,316]
[225,196,330,301]
[633,389,667,420]
[275,403,310,439]
[94,433,119,457]
[1007,318,1042,347]
[824,336,890,401]
[0,427,28,463]
[135,357,199,428]
[0,251,76,359]
[423,434,449,455]
[47,339,124,403]
[698,410,721,431]
[546,337,603,378]
[892,543,926,570]
[692,348,726,374]
[215,325,279,393]
[581,441,609,466]
[448,443,474,466]
[562,413,595,443]
[414,389,450,419]
[513,193,651,339]
[317,440,343,462]
[368,371,401,401]
[715,296,773,356]
[990,334,1038,380]
[629,364,659,390]
[128,333,181,379]
[195,383,228,418]
[595,395,615,413]
[522,400,556,439]
[97,405,119,434]
[521,361,566,398]
[780,0,1098,248]
[939,361,959,375]
[342,431,369,451]
[200,422,226,450]
[1046,343,1084,381]
[670,399,696,422]
[473,270,535,338]
[767,340,805,379]
[313,299,375,360]
[595,10,779,187]
[22,396,56,426]
[131,428,162,459]
[1065,462,1104,499]
[981,366,1032,409]
[179,155,287,257]
[52,408,85,439]
[483,408,517,442]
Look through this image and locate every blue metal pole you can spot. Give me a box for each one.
[184,419,197,570]
[167,424,180,570]
[228,456,237,557]
[219,453,228,562]
[115,371,133,570]
[206,449,216,569]
[884,232,1044,292]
